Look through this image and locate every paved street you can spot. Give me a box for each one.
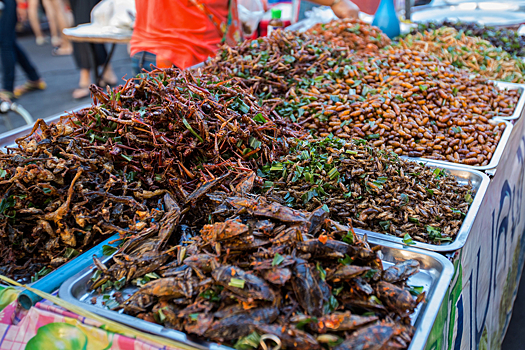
[502,273,525,349]
[0,34,132,133]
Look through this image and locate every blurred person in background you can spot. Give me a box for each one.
[27,0,59,46]
[0,0,46,102]
[130,0,358,75]
[69,0,117,99]
[48,0,73,55]
[296,0,360,21]
[130,0,242,74]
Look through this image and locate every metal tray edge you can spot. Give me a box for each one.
[492,81,525,121]
[0,104,91,149]
[59,240,455,350]
[58,255,227,350]
[356,162,490,252]
[365,238,455,350]
[405,118,513,171]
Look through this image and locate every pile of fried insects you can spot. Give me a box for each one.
[0,19,494,349]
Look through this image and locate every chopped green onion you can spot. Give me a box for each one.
[90,270,102,282]
[121,154,133,162]
[158,309,167,322]
[327,167,339,180]
[229,278,245,289]
[105,299,120,309]
[234,331,261,350]
[379,221,391,231]
[272,253,285,266]
[182,118,204,142]
[409,286,424,296]
[338,254,353,265]
[64,247,80,259]
[269,163,283,171]
[402,233,415,245]
[316,262,326,281]
[102,245,117,256]
[343,232,354,245]
[253,113,266,123]
[145,272,161,279]
[408,217,419,224]
[114,277,126,290]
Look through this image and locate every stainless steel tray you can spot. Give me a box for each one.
[0,104,90,149]
[405,118,513,171]
[411,3,525,27]
[355,162,489,252]
[59,238,454,350]
[493,81,525,121]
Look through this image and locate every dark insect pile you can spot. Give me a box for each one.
[68,68,303,197]
[204,30,344,101]
[307,19,390,52]
[411,20,525,57]
[260,136,472,244]
[205,20,389,101]
[89,175,423,349]
[0,120,156,282]
[0,19,506,348]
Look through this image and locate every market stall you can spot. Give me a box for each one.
[1,15,525,350]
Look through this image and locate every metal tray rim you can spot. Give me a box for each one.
[0,104,91,149]
[492,81,525,121]
[58,255,231,350]
[410,4,525,27]
[59,239,454,350]
[355,161,490,252]
[405,118,513,171]
[367,237,455,350]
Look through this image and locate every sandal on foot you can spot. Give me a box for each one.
[14,80,47,98]
[51,36,61,47]
[98,79,118,87]
[0,91,14,103]
[35,36,47,45]
[52,46,73,56]
[101,72,118,86]
[72,87,90,99]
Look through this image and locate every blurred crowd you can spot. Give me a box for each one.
[0,0,118,101]
[0,0,359,104]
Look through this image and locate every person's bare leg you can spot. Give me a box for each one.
[50,0,72,55]
[72,68,91,99]
[101,64,118,86]
[41,0,60,46]
[28,0,45,44]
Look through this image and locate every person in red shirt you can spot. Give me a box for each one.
[130,0,359,75]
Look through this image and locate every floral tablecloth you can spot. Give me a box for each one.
[0,288,182,350]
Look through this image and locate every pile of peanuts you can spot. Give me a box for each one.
[299,48,519,166]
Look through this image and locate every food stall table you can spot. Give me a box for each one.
[2,95,524,350]
[284,12,525,349]
[1,15,524,349]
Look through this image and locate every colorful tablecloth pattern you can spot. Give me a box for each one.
[0,288,183,350]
